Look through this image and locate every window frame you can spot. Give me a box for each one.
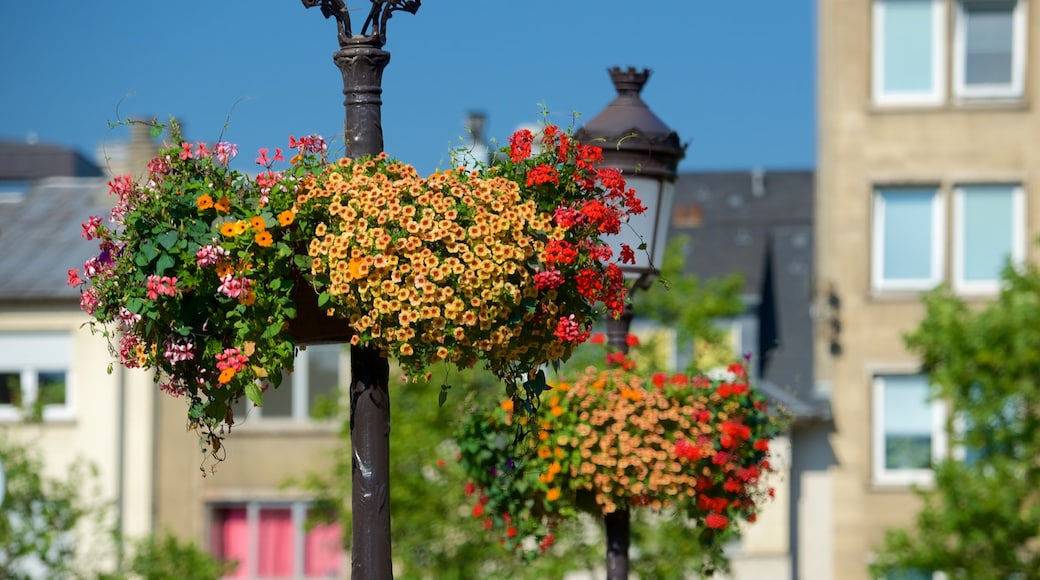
[953,0,1027,100]
[871,186,946,292]
[208,500,344,579]
[872,0,948,106]
[952,183,1025,295]
[0,332,74,422]
[872,374,948,486]
[236,344,345,423]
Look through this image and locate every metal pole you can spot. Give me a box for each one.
[300,3,420,578]
[604,301,634,580]
[334,37,394,580]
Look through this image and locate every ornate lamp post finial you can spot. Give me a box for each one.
[301,0,421,47]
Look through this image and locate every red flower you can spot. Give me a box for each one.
[754,439,770,452]
[619,243,636,264]
[507,526,518,538]
[590,333,606,344]
[526,164,559,187]
[705,513,729,529]
[625,334,640,347]
[473,503,484,517]
[465,482,476,496]
[483,518,493,530]
[652,373,667,388]
[508,128,533,162]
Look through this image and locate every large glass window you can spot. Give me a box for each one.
[0,333,72,421]
[954,0,1025,99]
[872,187,944,291]
[873,0,946,105]
[953,184,1024,293]
[873,374,947,485]
[210,502,342,579]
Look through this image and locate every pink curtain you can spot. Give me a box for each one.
[211,507,248,578]
[304,521,343,577]
[257,508,294,577]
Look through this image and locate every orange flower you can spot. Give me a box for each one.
[278,210,295,226]
[214,196,231,212]
[196,194,214,210]
[219,222,237,237]
[240,290,256,306]
[500,399,514,413]
[218,367,236,384]
[250,216,266,231]
[546,488,561,502]
[255,231,273,247]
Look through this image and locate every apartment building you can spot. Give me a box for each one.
[815,1,1038,578]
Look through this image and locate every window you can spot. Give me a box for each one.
[953,184,1024,293]
[873,375,947,485]
[873,0,946,105]
[0,333,72,421]
[235,344,344,422]
[210,501,343,579]
[954,0,1026,99]
[872,187,944,291]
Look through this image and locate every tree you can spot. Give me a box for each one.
[0,432,230,580]
[871,262,1040,579]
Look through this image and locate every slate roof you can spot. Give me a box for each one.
[0,177,110,301]
[667,169,828,419]
[0,140,104,179]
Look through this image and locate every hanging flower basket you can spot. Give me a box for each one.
[69,120,645,456]
[457,342,782,557]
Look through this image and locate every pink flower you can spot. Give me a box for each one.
[179,142,194,160]
[217,274,251,299]
[214,142,238,165]
[215,347,249,372]
[255,148,270,166]
[195,245,229,268]
[146,275,179,300]
[534,269,564,291]
[79,288,99,315]
[81,216,102,240]
[66,268,82,287]
[163,337,195,364]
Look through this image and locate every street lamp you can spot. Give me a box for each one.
[299,2,419,579]
[575,66,684,580]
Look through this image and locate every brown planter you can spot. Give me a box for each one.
[288,278,353,345]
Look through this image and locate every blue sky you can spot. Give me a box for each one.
[0,1,815,177]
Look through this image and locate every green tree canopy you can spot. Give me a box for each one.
[871,261,1040,579]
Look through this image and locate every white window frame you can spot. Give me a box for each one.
[0,332,74,422]
[871,187,945,292]
[209,500,344,580]
[873,0,947,106]
[238,345,345,423]
[953,0,1027,100]
[952,183,1025,295]
[872,375,948,486]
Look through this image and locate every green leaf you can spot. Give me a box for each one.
[149,124,164,139]
[156,231,179,251]
[318,292,330,308]
[154,253,175,275]
[245,383,264,407]
[438,384,451,407]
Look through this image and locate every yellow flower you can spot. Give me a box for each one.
[233,220,249,235]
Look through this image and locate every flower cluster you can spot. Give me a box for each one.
[456,336,781,555]
[295,124,641,394]
[69,121,328,453]
[71,120,644,456]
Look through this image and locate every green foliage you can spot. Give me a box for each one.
[115,532,235,580]
[0,432,228,579]
[871,261,1040,579]
[634,236,746,355]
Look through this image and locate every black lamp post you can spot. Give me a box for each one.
[575,66,684,580]
[299,2,419,579]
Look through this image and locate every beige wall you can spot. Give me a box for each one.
[153,391,342,546]
[816,1,1040,578]
[0,304,155,570]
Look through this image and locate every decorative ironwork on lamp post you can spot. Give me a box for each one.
[299,2,419,579]
[576,66,685,580]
